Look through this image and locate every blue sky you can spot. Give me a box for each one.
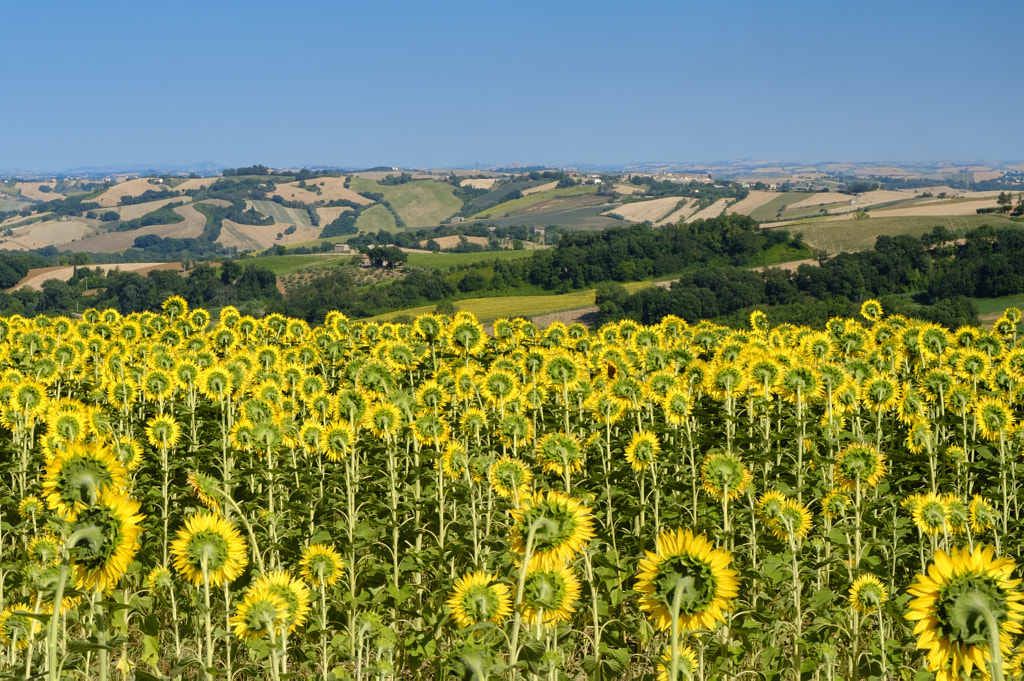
[2,0,1020,171]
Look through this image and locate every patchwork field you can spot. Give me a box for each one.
[0,198,26,213]
[465,204,623,231]
[114,197,183,221]
[316,206,354,225]
[726,191,778,216]
[171,203,207,236]
[870,196,1001,217]
[248,201,313,229]
[173,178,218,192]
[419,235,491,250]
[349,178,461,227]
[15,181,64,201]
[787,213,1018,254]
[0,218,96,250]
[689,198,735,221]
[272,177,371,205]
[355,204,398,232]
[749,192,816,222]
[521,181,558,196]
[216,218,320,252]
[92,178,172,207]
[459,178,499,189]
[470,185,599,219]
[657,199,699,225]
[11,262,181,291]
[603,197,683,222]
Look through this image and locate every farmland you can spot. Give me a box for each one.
[348,178,461,227]
[4,302,1018,678]
[788,213,1018,253]
[355,203,398,232]
[603,197,685,223]
[248,200,313,230]
[470,184,599,219]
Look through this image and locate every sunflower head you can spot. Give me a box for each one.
[657,644,698,681]
[488,457,533,501]
[230,585,289,641]
[700,452,751,501]
[446,571,512,628]
[520,564,581,628]
[42,443,128,521]
[769,499,813,542]
[147,565,174,592]
[249,570,312,632]
[536,432,584,476]
[821,491,850,522]
[906,546,1024,680]
[170,512,249,588]
[509,490,596,569]
[18,495,42,521]
[299,543,345,588]
[634,528,739,632]
[910,492,948,537]
[67,489,145,593]
[187,471,223,513]
[624,431,660,472]
[28,532,62,566]
[834,443,887,491]
[849,574,888,614]
[0,603,39,649]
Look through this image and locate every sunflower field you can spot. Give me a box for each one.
[2,297,1024,680]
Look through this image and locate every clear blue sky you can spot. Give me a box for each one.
[2,0,1020,171]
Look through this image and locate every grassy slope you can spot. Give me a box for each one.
[349,178,461,227]
[470,185,598,219]
[356,204,398,232]
[243,253,356,275]
[749,192,815,222]
[405,249,536,269]
[249,201,313,229]
[793,214,1018,254]
[369,281,654,323]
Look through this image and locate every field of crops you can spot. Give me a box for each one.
[249,201,313,230]
[355,204,399,233]
[3,299,1024,680]
[793,214,1018,254]
[471,186,599,220]
[405,250,536,270]
[348,179,462,228]
[604,198,685,223]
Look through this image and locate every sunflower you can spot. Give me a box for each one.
[446,571,513,628]
[756,490,789,527]
[249,570,312,633]
[170,512,248,588]
[860,299,883,323]
[147,565,173,591]
[849,574,888,615]
[488,457,533,501]
[509,490,596,569]
[67,488,144,592]
[624,430,660,472]
[769,499,813,542]
[145,413,182,450]
[41,443,128,520]
[910,492,948,537]
[634,528,739,632]
[970,496,998,535]
[186,471,222,513]
[657,644,699,681]
[834,444,887,491]
[0,603,39,649]
[412,412,450,449]
[230,585,289,641]
[299,543,345,589]
[700,452,752,501]
[439,441,471,481]
[18,495,42,521]
[821,491,850,522]
[535,432,584,476]
[110,438,144,471]
[944,495,969,537]
[906,546,1024,681]
[322,421,355,462]
[520,564,581,628]
[363,402,402,442]
[975,396,1015,441]
[28,532,62,566]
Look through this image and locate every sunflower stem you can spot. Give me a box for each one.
[508,522,540,678]
[45,561,68,681]
[669,577,684,681]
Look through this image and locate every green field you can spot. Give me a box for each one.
[749,192,816,222]
[405,249,536,269]
[249,201,313,229]
[461,204,622,231]
[348,178,461,227]
[242,253,355,275]
[0,198,25,212]
[470,185,599,219]
[790,214,1018,254]
[356,204,399,232]
[973,294,1024,317]
[370,281,653,324]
